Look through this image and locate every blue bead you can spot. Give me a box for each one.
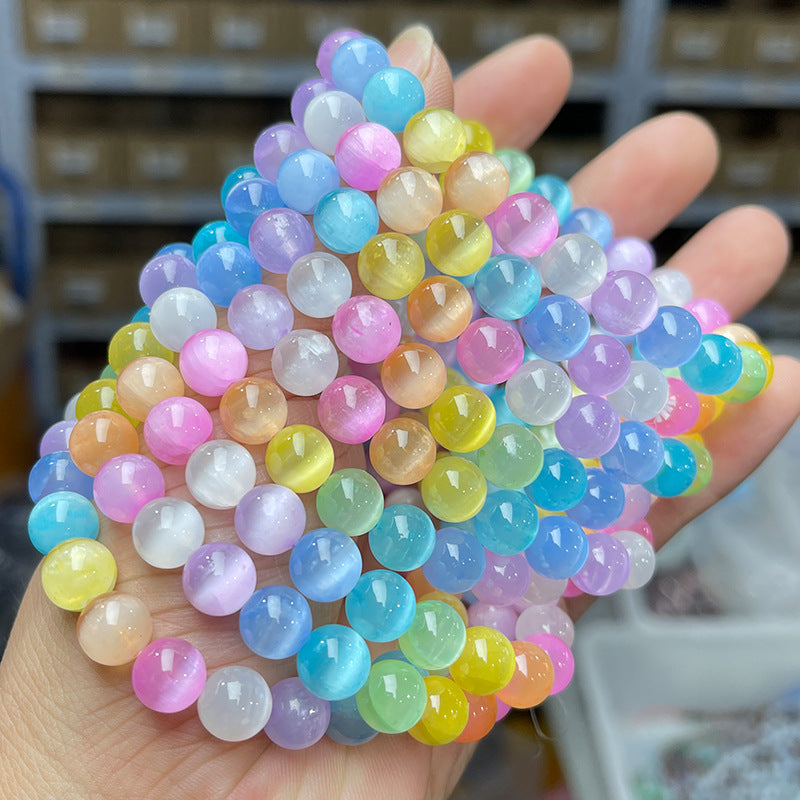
[276,148,340,214]
[155,242,194,261]
[330,36,391,100]
[362,67,425,132]
[345,569,416,642]
[289,528,362,602]
[223,177,282,237]
[679,334,743,395]
[600,421,665,484]
[560,207,614,248]
[327,694,379,745]
[422,527,486,594]
[526,448,587,511]
[28,490,99,554]
[565,468,626,530]
[239,585,312,659]
[314,188,379,254]
[195,242,262,307]
[474,490,539,555]
[520,294,591,361]
[368,504,436,572]
[643,437,698,497]
[524,516,588,579]
[130,306,150,324]
[529,175,572,223]
[473,254,542,321]
[192,221,247,261]
[221,165,259,204]
[636,306,702,368]
[28,451,93,503]
[489,386,525,426]
[296,624,371,701]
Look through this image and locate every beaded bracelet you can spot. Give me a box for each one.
[27,27,773,749]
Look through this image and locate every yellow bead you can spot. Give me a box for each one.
[75,378,131,422]
[743,341,774,388]
[357,233,425,300]
[449,626,516,695]
[426,210,493,277]
[403,108,467,173]
[409,675,469,745]
[41,539,118,612]
[421,455,487,523]
[265,424,334,493]
[108,323,175,375]
[428,385,496,453]
[462,120,494,153]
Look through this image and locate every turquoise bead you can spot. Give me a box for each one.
[28,490,100,554]
[296,623,371,701]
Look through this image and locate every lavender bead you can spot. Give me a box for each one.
[554,394,620,459]
[182,542,257,616]
[139,254,197,307]
[291,78,336,126]
[249,208,315,274]
[592,270,658,336]
[227,284,294,351]
[234,484,307,555]
[39,420,77,457]
[264,677,331,750]
[253,123,311,182]
[605,237,655,275]
[472,551,531,606]
[467,602,518,640]
[570,533,630,596]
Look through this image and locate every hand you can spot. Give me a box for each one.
[2,26,799,800]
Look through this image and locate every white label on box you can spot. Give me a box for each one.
[756,32,800,65]
[35,11,87,45]
[136,148,187,180]
[50,144,99,177]
[672,29,724,62]
[726,157,773,189]
[214,17,266,51]
[63,274,108,306]
[472,20,525,53]
[125,13,178,48]
[558,21,609,55]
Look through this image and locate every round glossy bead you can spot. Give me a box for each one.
[219,377,287,445]
[381,342,446,409]
[643,437,698,497]
[266,424,334,493]
[420,456,487,524]
[526,448,587,512]
[516,604,574,646]
[467,603,517,640]
[607,361,670,421]
[289,528,362,602]
[450,627,515,695]
[68,410,139,476]
[495,641,554,709]
[276,148,339,215]
[264,677,330,750]
[77,592,152,666]
[456,692,498,743]
[369,417,436,485]
[504,360,572,426]
[271,329,339,396]
[406,276,472,343]
[228,283,294,351]
[346,569,416,642]
[377,166,443,234]
[195,242,262,307]
[719,344,768,403]
[443,152,510,217]
[554,394,620,459]
[182,542,257,616]
[286,252,351,318]
[254,123,311,181]
[524,634,573,695]
[462,119,494,151]
[600,420,665,483]
[612,530,656,590]
[185,440,256,510]
[529,174,572,223]
[474,489,539,556]
[191,221,246,261]
[332,295,401,363]
[522,573,568,606]
[369,504,436,572]
[398,600,467,671]
[679,333,744,395]
[93,454,164,523]
[648,378,700,436]
[179,329,248,396]
[156,241,194,261]
[605,237,655,275]
[249,207,314,274]
[132,496,205,569]
[426,210,492,277]
[362,66,425,132]
[637,305,702,368]
[198,666,273,742]
[316,468,384,537]
[473,254,541,321]
[686,297,730,333]
[330,35,389,99]
[297,624,371,702]
[422,527,486,593]
[593,270,659,336]
[616,482,652,528]
[314,187,379,255]
[335,122,400,191]
[317,375,385,445]
[457,318,524,385]
[39,420,77,457]
[317,26,363,77]
[327,694,379,746]
[682,437,714,496]
[41,538,117,611]
[495,148,533,194]
[221,167,259,205]
[356,659,427,735]
[132,638,206,713]
[541,233,608,298]
[358,232,425,300]
[473,551,531,606]
[239,586,312,659]
[566,468,626,530]
[139,253,197,307]
[116,357,184,422]
[149,287,217,352]
[567,334,631,395]
[650,266,693,306]
[304,90,366,155]
[224,177,281,237]
[28,490,99,554]
[520,294,590,361]
[74,379,126,421]
[403,108,466,173]
[409,676,469,745]
[491,192,559,258]
[477,424,543,491]
[571,533,630,595]
[561,206,613,247]
[524,516,588,580]
[235,484,306,556]
[428,385,495,453]
[143,396,213,465]
[108,323,174,376]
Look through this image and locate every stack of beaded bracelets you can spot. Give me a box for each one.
[27,28,774,749]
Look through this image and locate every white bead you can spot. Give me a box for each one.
[132,496,205,569]
[607,360,669,421]
[303,91,366,155]
[504,360,572,426]
[613,530,656,590]
[515,603,574,647]
[521,573,568,606]
[650,267,693,307]
[271,329,339,396]
[540,233,608,299]
[286,252,352,318]
[63,392,80,420]
[150,287,218,351]
[198,666,273,742]
[185,440,256,510]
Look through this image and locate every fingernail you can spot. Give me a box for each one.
[389,24,434,79]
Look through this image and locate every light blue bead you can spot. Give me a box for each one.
[28,451,93,503]
[529,174,572,223]
[526,448,587,512]
[196,241,262,307]
[636,306,702,368]
[296,623,371,701]
[156,242,194,261]
[289,528,362,602]
[422,527,486,594]
[643,437,698,497]
[130,306,150,324]
[600,420,665,484]
[223,177,282,237]
[314,188,379,254]
[560,206,614,248]
[489,387,525,426]
[276,148,340,215]
[368,504,435,572]
[520,294,591,361]
[221,165,259,204]
[28,490,99,554]
[565,468,625,530]
[473,254,541,321]
[327,694,379,745]
[192,221,247,262]
[330,36,390,100]
[679,333,743,395]
[345,569,416,642]
[524,516,588,579]
[239,585,312,659]
[362,67,425,132]
[474,489,539,555]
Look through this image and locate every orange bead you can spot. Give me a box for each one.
[495,641,555,709]
[369,417,437,485]
[377,166,443,234]
[443,151,509,217]
[380,343,447,409]
[687,393,717,434]
[456,692,497,743]
[406,277,473,343]
[219,377,288,445]
[69,410,140,476]
[116,357,184,422]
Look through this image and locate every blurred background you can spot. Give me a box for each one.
[0,0,799,797]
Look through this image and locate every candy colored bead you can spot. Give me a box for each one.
[605,237,655,275]
[39,420,77,457]
[405,276,472,343]
[381,342,447,409]
[326,694,379,746]
[420,456,487,524]
[304,90,366,155]
[221,166,259,203]
[566,468,625,530]
[116,357,184,422]
[515,604,574,646]
[317,27,363,78]
[504,360,572,426]
[607,361,670,421]
[330,35,389,99]
[157,241,194,261]
[409,676,469,745]
[362,66,425,132]
[346,569,416,642]
[28,490,99,554]
[600,420,665,483]
[185,440,256,510]
[554,394,620,459]
[456,692,497,743]
[473,254,542,321]
[270,329,340,397]
[527,448,588,512]
[643,437,698,497]
[224,177,281,237]
[567,334,631,396]
[681,436,714,496]
[332,295,402,363]
[495,641,554,708]
[139,253,197,307]
[636,305,702,368]
[335,122,401,191]
[524,516,588,580]
[289,528,362,602]
[239,585,312,659]
[132,638,206,713]
[612,530,656,590]
[297,624,371,702]
[457,318,524,385]
[41,538,117,611]
[182,542,257,616]
[398,600,467,671]
[561,207,613,248]
[254,123,311,182]
[428,385,496,452]
[77,592,153,666]
[426,210,493,277]
[719,344,768,403]
[195,242,262,307]
[368,504,436,572]
[276,148,339,214]
[491,192,559,258]
[197,666,273,742]
[108,323,174,376]
[317,375,385,444]
[473,551,531,606]
[377,166,443,234]
[68,410,139,476]
[358,232,425,300]
[316,468,384,537]
[467,602,517,640]
[249,207,314,274]
[219,377,288,445]
[192,220,246,261]
[592,270,659,336]
[474,489,539,555]
[266,424,335,493]
[93,453,165,524]
[227,283,294,351]
[679,333,743,395]
[422,527,486,593]
[443,152,510,217]
[235,484,306,556]
[314,187,379,254]
[450,626,515,695]
[369,417,437,485]
[495,148,534,194]
[540,233,608,298]
[520,294,590,361]
[529,174,572,223]
[179,329,248,397]
[647,378,700,436]
[476,424,543,491]
[132,497,205,569]
[75,378,127,421]
[143,396,213,465]
[571,533,630,595]
[355,658,427,734]
[264,677,330,750]
[403,108,466,173]
[686,297,730,333]
[149,286,218,352]
[286,252,352,318]
[523,573,568,606]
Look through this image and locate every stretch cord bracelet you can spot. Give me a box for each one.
[27,28,774,749]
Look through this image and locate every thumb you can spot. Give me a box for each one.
[387,24,454,110]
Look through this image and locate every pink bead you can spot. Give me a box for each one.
[646,377,700,436]
[525,633,574,694]
[467,602,518,640]
[562,580,583,599]
[317,375,386,444]
[331,295,401,363]
[685,297,730,334]
[490,192,559,257]
[179,329,248,397]
[93,454,166,523]
[144,397,213,465]
[335,122,402,191]
[456,317,524,384]
[132,637,206,713]
[606,517,654,545]
[495,697,512,721]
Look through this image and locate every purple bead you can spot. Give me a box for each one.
[467,602,518,640]
[316,29,363,81]
[139,254,198,307]
[592,270,658,336]
[605,237,655,275]
[291,77,336,126]
[39,420,77,457]
[234,484,307,555]
[253,123,311,182]
[182,542,257,616]
[615,483,652,528]
[472,550,531,607]
[132,637,206,713]
[570,533,630,596]
[567,334,631,395]
[685,297,730,334]
[248,208,315,274]
[263,677,331,750]
[554,394,620,459]
[227,284,294,351]
[93,453,165,523]
[490,192,559,257]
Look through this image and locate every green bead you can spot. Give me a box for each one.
[398,600,467,671]
[316,468,384,537]
[477,423,544,489]
[530,423,560,450]
[495,148,535,195]
[355,659,427,734]
[719,345,768,403]
[681,437,713,496]
[108,323,174,375]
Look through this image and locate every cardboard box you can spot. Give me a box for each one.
[23,0,117,53]
[661,12,735,69]
[204,1,272,57]
[36,131,124,191]
[126,133,209,191]
[553,8,619,68]
[717,143,782,193]
[208,133,261,188]
[117,1,196,56]
[743,15,800,71]
[48,256,143,315]
[533,139,601,181]
[294,3,372,59]
[469,8,545,59]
